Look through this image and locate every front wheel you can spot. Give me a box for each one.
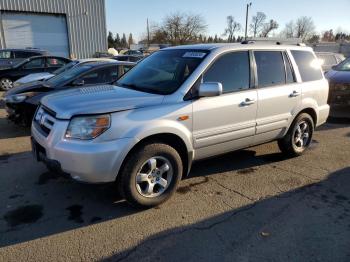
[278,113,314,157]
[118,142,183,208]
[0,77,13,91]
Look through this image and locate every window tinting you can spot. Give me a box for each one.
[23,58,45,69]
[204,51,250,93]
[254,51,285,88]
[283,52,295,84]
[47,58,67,67]
[15,51,33,59]
[291,50,323,82]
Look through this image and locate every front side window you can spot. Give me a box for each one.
[47,58,67,67]
[23,58,45,69]
[291,50,323,82]
[46,65,92,87]
[81,66,118,84]
[254,51,285,88]
[204,51,250,93]
[117,49,207,95]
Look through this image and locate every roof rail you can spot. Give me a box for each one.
[241,40,255,44]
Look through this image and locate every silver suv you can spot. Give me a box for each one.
[31,43,330,207]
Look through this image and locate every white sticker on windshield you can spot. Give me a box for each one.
[183,52,206,58]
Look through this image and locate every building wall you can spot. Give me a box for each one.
[0,0,107,58]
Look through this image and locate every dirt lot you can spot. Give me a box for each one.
[1,92,350,262]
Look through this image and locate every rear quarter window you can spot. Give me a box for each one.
[291,50,323,82]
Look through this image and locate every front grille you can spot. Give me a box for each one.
[34,106,57,137]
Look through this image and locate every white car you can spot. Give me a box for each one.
[13,58,116,87]
[32,43,330,207]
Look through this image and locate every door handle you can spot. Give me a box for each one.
[290,90,300,97]
[241,98,256,106]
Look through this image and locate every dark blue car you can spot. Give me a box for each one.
[325,57,350,109]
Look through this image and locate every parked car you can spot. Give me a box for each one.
[113,55,143,63]
[13,58,117,87]
[316,52,345,72]
[0,56,71,91]
[0,48,49,69]
[4,60,134,125]
[120,50,144,56]
[325,57,350,108]
[31,43,329,207]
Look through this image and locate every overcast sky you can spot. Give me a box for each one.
[106,0,350,41]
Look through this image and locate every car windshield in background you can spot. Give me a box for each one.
[53,60,79,75]
[116,49,208,95]
[334,58,350,71]
[46,64,92,87]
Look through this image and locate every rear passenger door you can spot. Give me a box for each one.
[254,50,301,144]
[192,51,258,159]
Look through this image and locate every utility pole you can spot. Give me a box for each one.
[244,2,252,40]
[147,18,150,48]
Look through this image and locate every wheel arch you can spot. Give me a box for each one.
[117,132,193,182]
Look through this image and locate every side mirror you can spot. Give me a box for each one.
[198,82,223,97]
[72,79,85,86]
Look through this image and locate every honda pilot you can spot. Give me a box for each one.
[31,43,330,207]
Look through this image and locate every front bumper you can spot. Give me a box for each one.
[31,118,138,183]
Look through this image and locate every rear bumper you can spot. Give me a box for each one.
[316,104,330,127]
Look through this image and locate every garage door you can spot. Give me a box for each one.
[2,12,69,57]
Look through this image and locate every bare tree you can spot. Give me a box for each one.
[250,12,266,37]
[295,16,315,40]
[260,19,279,37]
[282,21,295,38]
[160,12,207,45]
[223,16,241,42]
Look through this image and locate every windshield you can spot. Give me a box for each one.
[46,64,92,87]
[334,58,350,71]
[53,60,79,75]
[116,49,208,95]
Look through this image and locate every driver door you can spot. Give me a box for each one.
[192,51,258,160]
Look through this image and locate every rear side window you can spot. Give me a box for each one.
[204,51,250,93]
[254,51,285,88]
[47,58,67,67]
[291,50,323,82]
[14,51,33,59]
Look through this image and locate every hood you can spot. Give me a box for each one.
[15,73,54,84]
[41,85,165,119]
[325,70,350,84]
[5,81,48,96]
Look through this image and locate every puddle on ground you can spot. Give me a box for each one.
[237,167,257,174]
[177,177,209,194]
[66,205,84,223]
[8,194,24,199]
[4,205,43,227]
[37,172,60,185]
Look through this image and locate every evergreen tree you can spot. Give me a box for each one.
[121,33,127,48]
[107,31,115,48]
[128,33,134,48]
[115,33,121,48]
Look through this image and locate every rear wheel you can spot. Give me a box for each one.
[278,113,314,157]
[0,78,13,91]
[118,142,183,208]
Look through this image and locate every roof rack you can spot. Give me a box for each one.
[241,38,305,46]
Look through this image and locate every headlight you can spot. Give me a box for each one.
[65,114,111,140]
[6,94,27,103]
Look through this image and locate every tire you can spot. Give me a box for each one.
[118,142,183,208]
[278,113,314,157]
[0,77,13,91]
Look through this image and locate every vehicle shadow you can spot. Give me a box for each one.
[104,167,350,262]
[0,116,30,139]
